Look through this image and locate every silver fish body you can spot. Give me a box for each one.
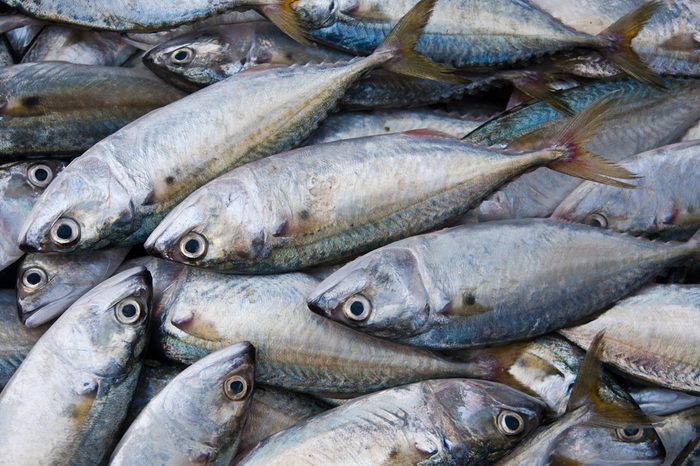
[309,219,700,349]
[16,248,130,327]
[631,387,700,417]
[124,360,181,426]
[239,379,544,466]
[154,267,485,396]
[553,141,700,240]
[0,267,152,464]
[0,159,65,271]
[110,342,255,466]
[561,284,700,393]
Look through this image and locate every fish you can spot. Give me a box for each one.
[21,25,137,65]
[553,141,700,240]
[560,284,700,393]
[19,0,462,253]
[5,17,44,57]
[283,0,660,86]
[110,342,255,466]
[498,334,663,466]
[308,219,700,349]
[0,266,151,464]
[16,248,130,327]
[305,109,489,145]
[0,62,185,158]
[238,379,544,465]
[124,359,182,426]
[631,387,700,417]
[0,159,65,271]
[146,96,636,273]
[466,77,700,221]
[154,266,487,396]
[0,289,46,390]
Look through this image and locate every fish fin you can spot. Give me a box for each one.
[447,342,536,392]
[660,32,700,51]
[402,128,457,138]
[374,0,467,83]
[510,71,574,116]
[597,0,663,87]
[546,94,640,188]
[566,331,650,428]
[260,2,312,46]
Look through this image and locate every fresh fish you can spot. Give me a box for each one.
[0,159,65,271]
[154,267,486,396]
[561,284,700,393]
[22,25,136,65]
[553,141,700,240]
[146,97,635,273]
[238,379,544,466]
[631,387,700,417]
[285,0,660,85]
[16,248,130,327]
[19,0,461,252]
[0,62,185,158]
[0,289,46,390]
[467,77,700,220]
[0,267,151,464]
[305,109,489,145]
[110,342,255,466]
[309,219,700,349]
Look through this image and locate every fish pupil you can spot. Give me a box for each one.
[56,224,73,240]
[185,239,200,254]
[34,168,48,181]
[350,301,365,316]
[26,272,41,285]
[230,380,244,395]
[121,304,137,318]
[174,50,189,62]
[623,427,640,436]
[504,415,520,431]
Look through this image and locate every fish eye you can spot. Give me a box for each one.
[21,267,47,289]
[497,410,525,435]
[224,375,249,401]
[27,163,54,188]
[616,427,644,442]
[342,294,371,321]
[50,218,80,246]
[170,47,194,64]
[115,298,142,324]
[584,212,608,229]
[179,232,208,260]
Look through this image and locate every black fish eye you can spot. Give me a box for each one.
[50,218,80,246]
[121,304,137,318]
[22,267,47,289]
[224,375,249,401]
[179,232,208,260]
[26,272,41,285]
[342,294,371,321]
[185,239,199,254]
[498,410,525,435]
[171,47,194,64]
[27,163,54,188]
[585,212,608,229]
[617,427,644,442]
[115,298,142,324]
[57,225,72,239]
[350,301,364,316]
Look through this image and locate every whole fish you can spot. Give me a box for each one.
[16,248,130,327]
[19,0,461,253]
[22,25,136,65]
[146,97,635,273]
[0,159,65,271]
[285,0,660,86]
[111,342,255,466]
[239,379,544,466]
[561,284,700,393]
[0,62,185,158]
[631,388,700,417]
[305,109,488,145]
[553,141,700,240]
[154,267,486,396]
[0,266,151,464]
[467,77,700,221]
[0,289,46,390]
[309,219,700,349]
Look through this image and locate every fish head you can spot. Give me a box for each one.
[552,425,665,465]
[49,266,152,379]
[292,0,341,28]
[307,246,431,340]
[18,156,137,253]
[145,179,272,270]
[161,342,255,447]
[17,248,129,328]
[428,379,544,459]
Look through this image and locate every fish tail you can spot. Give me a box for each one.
[372,0,467,83]
[545,94,639,188]
[257,1,312,46]
[596,0,663,86]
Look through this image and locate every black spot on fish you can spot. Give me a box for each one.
[165,176,175,185]
[384,126,391,132]
[23,96,41,108]
[463,293,476,305]
[300,209,310,220]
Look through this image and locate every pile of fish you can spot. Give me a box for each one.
[0,0,699,464]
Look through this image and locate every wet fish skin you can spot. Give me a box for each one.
[651,405,700,465]
[0,159,65,271]
[124,359,181,426]
[631,387,700,417]
[561,284,700,393]
[309,219,700,349]
[239,379,544,466]
[467,77,700,221]
[553,141,700,240]
[0,266,152,465]
[16,248,130,328]
[5,22,43,57]
[111,342,256,466]
[154,267,486,396]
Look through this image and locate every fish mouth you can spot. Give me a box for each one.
[21,297,75,328]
